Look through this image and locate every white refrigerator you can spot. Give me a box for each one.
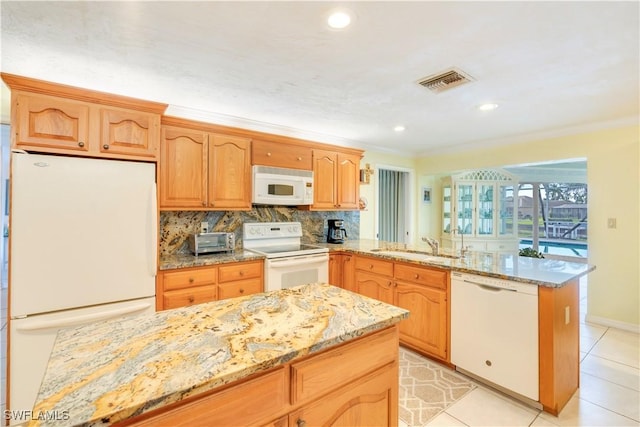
[8,153,157,422]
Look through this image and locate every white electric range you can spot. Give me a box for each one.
[243,222,329,291]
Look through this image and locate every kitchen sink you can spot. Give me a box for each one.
[369,249,459,263]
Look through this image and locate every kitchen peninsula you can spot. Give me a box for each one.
[30,284,408,427]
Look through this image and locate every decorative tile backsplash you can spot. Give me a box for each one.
[159,207,360,256]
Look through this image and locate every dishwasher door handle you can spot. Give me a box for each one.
[463,279,518,292]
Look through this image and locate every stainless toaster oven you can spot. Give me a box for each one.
[188,232,235,255]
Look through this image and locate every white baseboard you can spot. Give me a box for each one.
[585,314,640,334]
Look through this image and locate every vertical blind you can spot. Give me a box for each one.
[378,169,407,242]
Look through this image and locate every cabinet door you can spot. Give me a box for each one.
[395,281,448,360]
[355,271,394,305]
[159,126,208,208]
[100,108,159,159]
[341,254,355,292]
[336,153,360,209]
[289,365,396,427]
[313,149,337,209]
[477,183,495,237]
[15,94,90,152]
[329,254,343,287]
[456,183,474,236]
[252,140,312,170]
[208,134,252,210]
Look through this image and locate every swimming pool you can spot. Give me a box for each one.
[519,239,588,257]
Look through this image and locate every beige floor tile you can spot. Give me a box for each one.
[538,394,639,426]
[577,372,640,421]
[444,387,539,426]
[530,414,560,426]
[579,334,599,354]
[581,354,640,391]
[426,412,468,426]
[580,322,607,341]
[590,329,640,369]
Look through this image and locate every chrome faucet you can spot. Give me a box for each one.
[452,227,468,258]
[421,236,440,255]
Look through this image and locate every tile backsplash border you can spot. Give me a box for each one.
[159,207,360,256]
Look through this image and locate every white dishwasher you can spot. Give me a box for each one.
[451,271,539,402]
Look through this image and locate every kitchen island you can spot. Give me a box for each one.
[29,284,408,427]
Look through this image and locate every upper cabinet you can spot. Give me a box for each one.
[312,149,361,210]
[160,118,251,211]
[442,169,519,252]
[2,73,166,161]
[252,140,312,170]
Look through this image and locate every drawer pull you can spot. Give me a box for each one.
[297,156,302,161]
[267,152,272,157]
[297,419,306,427]
[189,277,194,283]
[239,288,244,294]
[369,264,374,269]
[78,141,85,147]
[188,296,195,303]
[239,271,244,276]
[103,144,109,150]
[414,274,420,279]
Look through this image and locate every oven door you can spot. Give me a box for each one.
[265,253,329,291]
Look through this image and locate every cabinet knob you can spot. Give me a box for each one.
[78,141,85,148]
[188,296,195,303]
[369,264,374,269]
[103,144,110,150]
[267,152,272,157]
[414,274,419,279]
[189,277,194,283]
[239,288,244,294]
[297,156,302,161]
[239,271,244,276]
[296,419,306,427]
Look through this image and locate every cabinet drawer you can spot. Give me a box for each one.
[218,278,263,300]
[252,140,313,170]
[354,256,393,277]
[129,367,288,426]
[163,285,217,310]
[162,268,216,291]
[218,261,262,283]
[394,263,448,290]
[290,327,397,405]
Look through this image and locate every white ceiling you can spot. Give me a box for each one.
[1,1,638,156]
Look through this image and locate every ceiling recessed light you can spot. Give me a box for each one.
[327,11,351,29]
[394,125,406,132]
[477,103,499,111]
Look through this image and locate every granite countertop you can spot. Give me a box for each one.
[31,284,408,427]
[317,239,595,288]
[159,250,265,270]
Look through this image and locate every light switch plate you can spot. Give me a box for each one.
[607,218,617,229]
[200,222,209,234]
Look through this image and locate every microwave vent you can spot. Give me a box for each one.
[417,68,475,93]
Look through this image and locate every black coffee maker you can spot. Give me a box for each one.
[327,219,348,244]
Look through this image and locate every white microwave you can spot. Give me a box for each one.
[252,165,314,205]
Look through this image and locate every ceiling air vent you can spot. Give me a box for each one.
[417,68,474,93]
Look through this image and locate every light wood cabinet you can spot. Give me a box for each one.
[252,139,312,170]
[159,126,208,208]
[124,326,399,427]
[156,260,264,311]
[312,149,361,210]
[3,73,165,161]
[328,252,355,291]
[353,255,450,363]
[159,119,252,210]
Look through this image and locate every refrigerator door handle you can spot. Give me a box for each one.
[148,182,158,276]
[15,302,153,331]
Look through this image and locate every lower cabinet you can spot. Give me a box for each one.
[157,260,264,311]
[328,253,355,292]
[353,255,450,363]
[122,326,400,427]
